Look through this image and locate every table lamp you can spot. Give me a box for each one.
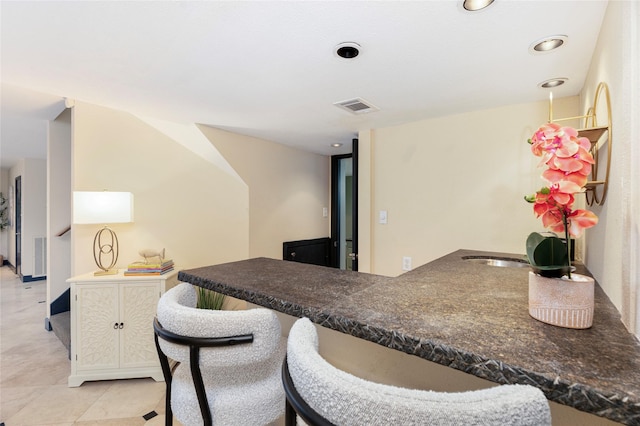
[73,191,134,275]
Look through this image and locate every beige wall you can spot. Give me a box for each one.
[69,101,329,275]
[47,108,72,315]
[357,130,374,273]
[199,125,330,260]
[71,102,249,275]
[582,0,640,334]
[0,168,9,261]
[359,97,580,277]
[9,158,47,277]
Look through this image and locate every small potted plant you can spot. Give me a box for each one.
[197,287,226,310]
[524,123,598,329]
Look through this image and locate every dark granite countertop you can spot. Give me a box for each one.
[178,249,640,424]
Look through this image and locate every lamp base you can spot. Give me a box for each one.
[93,226,120,276]
[94,269,119,276]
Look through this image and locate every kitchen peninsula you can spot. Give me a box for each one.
[178,249,640,425]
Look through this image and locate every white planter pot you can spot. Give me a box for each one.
[528,271,595,329]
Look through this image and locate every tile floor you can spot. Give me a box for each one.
[0,266,174,426]
[0,266,285,426]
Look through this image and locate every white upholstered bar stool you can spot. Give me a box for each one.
[155,282,286,426]
[282,317,552,426]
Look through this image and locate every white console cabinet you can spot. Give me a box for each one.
[67,269,179,387]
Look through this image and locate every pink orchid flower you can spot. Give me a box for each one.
[526,124,599,279]
[532,190,598,237]
[566,209,599,237]
[527,123,598,237]
[533,188,573,213]
[542,169,589,188]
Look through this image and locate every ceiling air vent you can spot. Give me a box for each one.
[333,98,379,115]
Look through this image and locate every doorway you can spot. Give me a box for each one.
[15,176,22,277]
[331,139,358,271]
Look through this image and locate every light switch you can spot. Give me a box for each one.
[402,256,412,271]
[323,207,328,217]
[379,210,388,224]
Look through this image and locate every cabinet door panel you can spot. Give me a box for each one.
[120,282,160,368]
[76,284,119,371]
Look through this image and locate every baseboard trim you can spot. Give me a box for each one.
[22,275,46,282]
[51,288,70,315]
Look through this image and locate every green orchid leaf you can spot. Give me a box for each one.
[526,232,569,278]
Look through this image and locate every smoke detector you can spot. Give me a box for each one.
[333,98,379,114]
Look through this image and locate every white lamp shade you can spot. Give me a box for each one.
[73,191,134,224]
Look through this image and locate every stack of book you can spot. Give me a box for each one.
[124,259,175,276]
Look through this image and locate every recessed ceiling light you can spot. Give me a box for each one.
[538,78,568,88]
[334,42,360,59]
[529,35,568,54]
[462,0,494,11]
[331,143,343,148]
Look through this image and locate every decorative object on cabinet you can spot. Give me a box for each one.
[73,191,134,275]
[524,121,599,329]
[125,258,174,276]
[547,82,612,205]
[138,248,166,263]
[66,269,179,387]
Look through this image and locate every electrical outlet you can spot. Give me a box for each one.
[323,207,328,217]
[402,256,412,271]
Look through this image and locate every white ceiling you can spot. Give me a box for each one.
[0,1,608,169]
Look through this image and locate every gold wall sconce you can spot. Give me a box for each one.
[548,82,612,206]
